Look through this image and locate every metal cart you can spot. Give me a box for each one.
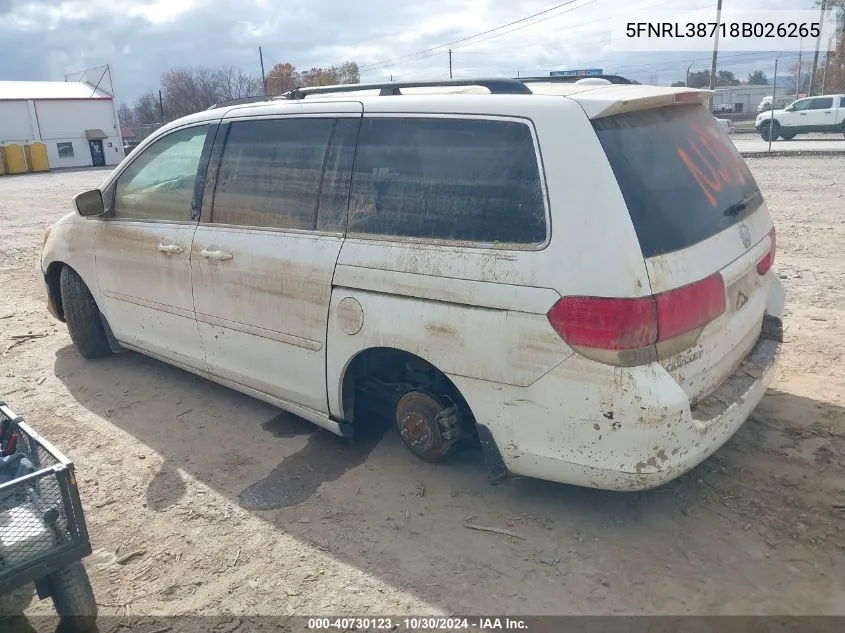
[0,402,97,631]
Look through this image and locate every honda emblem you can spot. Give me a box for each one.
[738,223,751,248]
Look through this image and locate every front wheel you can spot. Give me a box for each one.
[759,121,780,141]
[59,266,112,359]
[47,561,97,632]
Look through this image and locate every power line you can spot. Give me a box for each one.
[357,0,593,72]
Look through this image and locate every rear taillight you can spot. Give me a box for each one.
[547,273,726,366]
[757,226,776,275]
[545,296,657,351]
[655,273,726,340]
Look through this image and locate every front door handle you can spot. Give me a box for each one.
[799,112,807,116]
[200,248,233,261]
[157,243,184,255]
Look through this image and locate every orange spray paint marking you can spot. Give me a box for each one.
[678,148,718,206]
[692,124,731,184]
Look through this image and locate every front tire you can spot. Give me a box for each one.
[47,561,97,632]
[59,266,112,359]
[759,121,780,141]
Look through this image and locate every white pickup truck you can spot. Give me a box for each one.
[756,94,845,140]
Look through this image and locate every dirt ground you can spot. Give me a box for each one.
[1,158,844,622]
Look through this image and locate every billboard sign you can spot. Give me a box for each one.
[550,68,604,77]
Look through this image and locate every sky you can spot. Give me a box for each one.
[0,0,829,105]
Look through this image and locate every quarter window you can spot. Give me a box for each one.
[348,118,546,244]
[211,118,335,230]
[113,125,209,221]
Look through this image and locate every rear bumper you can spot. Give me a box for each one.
[453,278,785,492]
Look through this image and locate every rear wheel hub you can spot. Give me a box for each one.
[395,391,460,461]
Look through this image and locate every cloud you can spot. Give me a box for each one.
[0,0,819,104]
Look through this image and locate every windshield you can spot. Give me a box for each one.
[593,104,762,258]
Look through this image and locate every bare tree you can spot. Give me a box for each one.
[134,92,162,125]
[216,66,260,101]
[161,66,220,119]
[117,103,135,130]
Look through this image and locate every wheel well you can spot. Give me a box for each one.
[45,262,66,321]
[340,347,476,432]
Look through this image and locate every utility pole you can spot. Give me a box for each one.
[768,54,781,153]
[708,0,723,95]
[158,90,164,123]
[797,38,803,97]
[821,47,829,94]
[449,49,453,79]
[259,46,267,96]
[809,0,827,96]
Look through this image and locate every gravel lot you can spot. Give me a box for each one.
[1,158,844,624]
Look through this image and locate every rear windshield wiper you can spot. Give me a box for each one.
[724,190,762,216]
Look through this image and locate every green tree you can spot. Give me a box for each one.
[686,69,711,88]
[746,70,768,85]
[716,70,741,86]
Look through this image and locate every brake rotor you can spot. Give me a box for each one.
[395,391,455,461]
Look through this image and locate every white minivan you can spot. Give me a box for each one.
[41,77,785,491]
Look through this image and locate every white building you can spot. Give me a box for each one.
[710,85,777,113]
[0,80,124,169]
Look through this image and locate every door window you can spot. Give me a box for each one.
[316,118,360,232]
[113,125,209,221]
[211,118,335,230]
[348,117,546,244]
[808,97,834,110]
[790,99,813,111]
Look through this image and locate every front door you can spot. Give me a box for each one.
[191,107,361,413]
[88,140,105,167]
[95,123,215,372]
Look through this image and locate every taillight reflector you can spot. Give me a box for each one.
[547,273,726,353]
[757,226,776,275]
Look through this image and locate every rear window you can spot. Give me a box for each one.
[593,105,761,258]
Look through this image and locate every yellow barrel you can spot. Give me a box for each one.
[4,144,27,175]
[24,143,49,172]
[0,147,6,176]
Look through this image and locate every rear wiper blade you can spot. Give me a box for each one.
[724,191,761,216]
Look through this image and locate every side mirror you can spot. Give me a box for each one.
[785,105,795,111]
[74,189,105,217]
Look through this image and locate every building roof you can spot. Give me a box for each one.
[0,81,112,101]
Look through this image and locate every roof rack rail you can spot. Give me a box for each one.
[518,75,633,85]
[206,95,272,110]
[282,78,533,99]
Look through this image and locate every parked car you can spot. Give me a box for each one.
[757,95,798,113]
[756,94,845,140]
[40,79,784,492]
[715,117,734,134]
